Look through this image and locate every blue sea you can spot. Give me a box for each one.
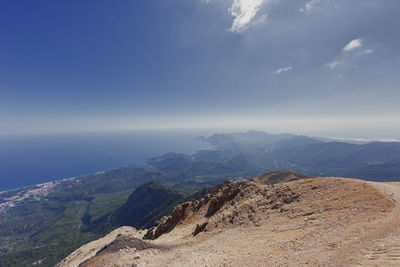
[0,130,212,191]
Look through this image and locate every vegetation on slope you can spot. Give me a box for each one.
[2,131,400,266]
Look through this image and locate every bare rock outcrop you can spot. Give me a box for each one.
[58,177,399,267]
[144,180,299,240]
[143,201,193,240]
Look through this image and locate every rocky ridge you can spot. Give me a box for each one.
[58,175,399,267]
[144,179,299,240]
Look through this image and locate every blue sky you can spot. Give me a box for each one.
[1,0,400,138]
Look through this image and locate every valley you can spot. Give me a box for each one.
[2,131,400,266]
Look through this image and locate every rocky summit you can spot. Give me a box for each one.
[57,173,400,267]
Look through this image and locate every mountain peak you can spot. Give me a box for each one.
[251,170,310,185]
[59,176,399,267]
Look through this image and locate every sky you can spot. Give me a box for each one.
[1,0,400,138]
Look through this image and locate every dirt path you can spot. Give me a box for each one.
[332,181,400,266]
[357,182,400,266]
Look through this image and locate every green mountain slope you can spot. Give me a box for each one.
[2,131,400,266]
[86,180,185,234]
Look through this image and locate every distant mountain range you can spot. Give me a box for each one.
[1,130,400,266]
[194,130,400,181]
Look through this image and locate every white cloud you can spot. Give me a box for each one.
[229,0,265,33]
[363,49,373,54]
[300,0,320,12]
[275,65,292,74]
[342,39,363,52]
[326,61,341,69]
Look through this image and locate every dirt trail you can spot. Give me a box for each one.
[347,182,400,266]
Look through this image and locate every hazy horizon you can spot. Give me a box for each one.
[1,127,399,143]
[1,0,400,138]
[1,127,399,192]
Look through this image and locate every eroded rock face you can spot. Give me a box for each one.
[144,201,193,240]
[144,180,300,240]
[97,236,153,254]
[206,182,241,217]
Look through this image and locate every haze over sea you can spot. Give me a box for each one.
[0,130,211,191]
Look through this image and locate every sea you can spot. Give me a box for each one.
[0,129,213,191]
